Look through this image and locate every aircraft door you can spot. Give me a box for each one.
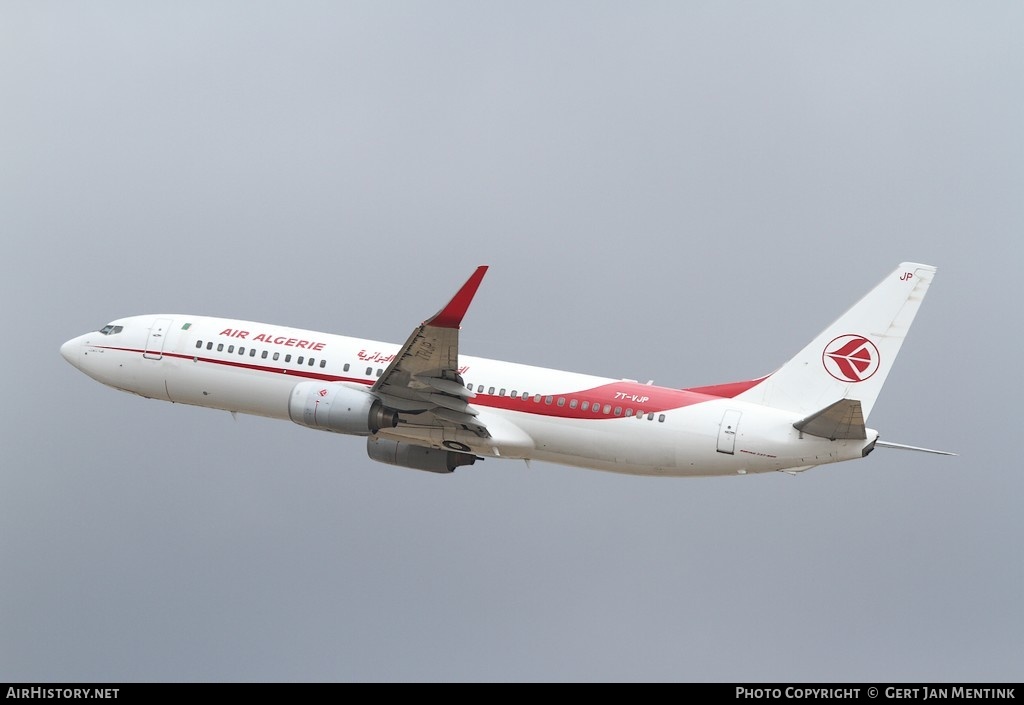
[143,318,173,360]
[716,409,742,454]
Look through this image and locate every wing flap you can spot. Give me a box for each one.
[430,407,486,429]
[416,375,476,398]
[371,266,491,438]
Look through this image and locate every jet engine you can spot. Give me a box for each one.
[366,437,477,474]
[289,382,398,435]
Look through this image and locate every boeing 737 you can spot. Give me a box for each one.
[60,263,954,476]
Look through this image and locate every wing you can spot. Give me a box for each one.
[371,266,490,437]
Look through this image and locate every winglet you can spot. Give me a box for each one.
[425,266,489,329]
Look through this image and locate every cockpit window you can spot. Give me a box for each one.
[98,324,124,335]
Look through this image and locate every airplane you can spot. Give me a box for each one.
[60,262,954,477]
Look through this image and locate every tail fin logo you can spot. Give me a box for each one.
[822,335,880,383]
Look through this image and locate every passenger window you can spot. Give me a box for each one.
[557,397,565,407]
[534,394,541,403]
[285,354,292,363]
[625,409,632,417]
[238,347,245,355]
[647,413,654,421]
[376,368,383,377]
[297,356,304,365]
[207,342,213,350]
[499,389,506,396]
[217,344,224,352]
[319,360,326,368]
[658,414,666,423]
[250,349,256,357]
[511,390,518,397]
[308,358,315,366]
[569,399,578,409]
[343,363,350,372]
[228,345,234,353]
[614,407,622,416]
[581,401,589,411]
[603,404,611,414]
[261,350,268,359]
[488,387,495,395]
[273,352,280,361]
[478,385,485,393]
[521,392,529,400]
[545,396,552,405]
[195,341,203,349]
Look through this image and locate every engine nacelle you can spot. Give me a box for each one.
[366,437,477,474]
[289,382,398,435]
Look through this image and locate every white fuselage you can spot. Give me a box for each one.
[60,314,876,477]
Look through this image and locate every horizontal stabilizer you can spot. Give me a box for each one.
[793,399,866,440]
[874,440,957,456]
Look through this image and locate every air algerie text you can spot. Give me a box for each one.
[218,328,326,351]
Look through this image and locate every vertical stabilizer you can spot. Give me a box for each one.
[734,263,936,421]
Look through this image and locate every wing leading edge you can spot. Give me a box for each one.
[371,266,490,436]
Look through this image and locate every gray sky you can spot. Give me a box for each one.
[2,1,1021,683]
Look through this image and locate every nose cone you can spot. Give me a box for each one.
[60,337,80,368]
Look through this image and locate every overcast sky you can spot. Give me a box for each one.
[2,1,1022,683]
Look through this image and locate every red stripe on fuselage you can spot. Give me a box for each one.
[683,378,765,398]
[474,381,715,418]
[100,346,744,419]
[94,346,368,385]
